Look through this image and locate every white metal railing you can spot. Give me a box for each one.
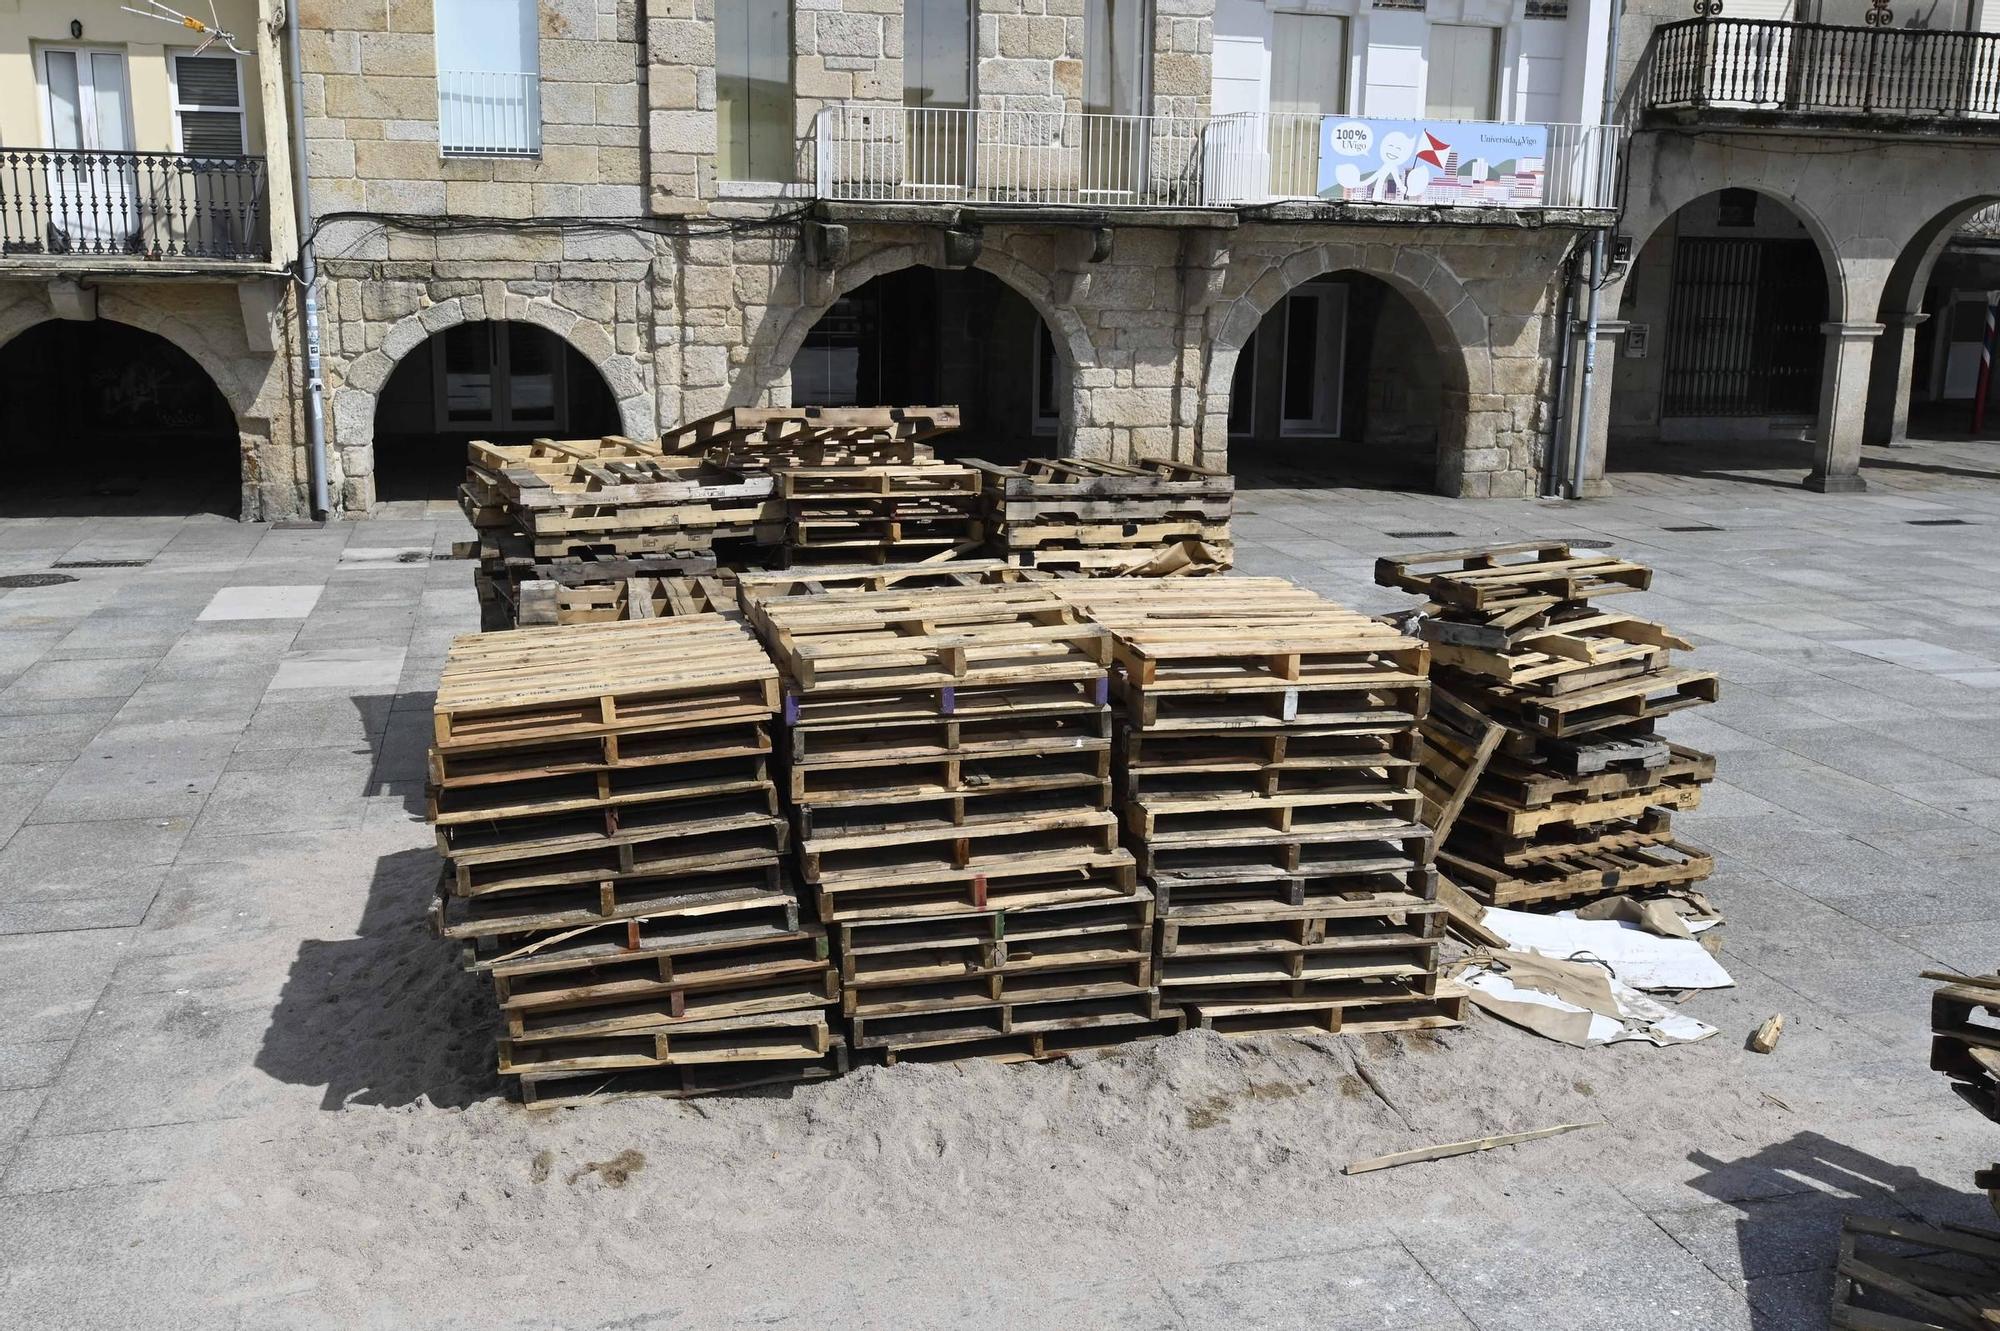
[438,70,541,158]
[1201,113,1623,211]
[814,104,1207,207]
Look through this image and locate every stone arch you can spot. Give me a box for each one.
[1613,180,1849,324]
[745,239,1099,453]
[1864,194,2000,445]
[0,296,259,422]
[330,293,651,506]
[1199,242,1490,495]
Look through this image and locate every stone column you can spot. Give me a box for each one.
[1862,310,1928,448]
[1806,321,1884,494]
[1572,319,1625,499]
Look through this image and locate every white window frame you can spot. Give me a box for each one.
[36,46,134,153]
[1278,284,1347,438]
[434,0,542,159]
[167,48,248,156]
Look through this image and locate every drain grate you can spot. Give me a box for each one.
[1570,538,1614,549]
[0,573,78,589]
[272,518,325,531]
[52,558,151,569]
[1661,525,1722,533]
[1385,530,1459,539]
[1908,518,1972,526]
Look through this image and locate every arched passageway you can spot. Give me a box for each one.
[0,319,238,516]
[788,266,1066,463]
[1223,272,1444,491]
[1882,200,2000,445]
[1609,188,1834,479]
[373,320,620,501]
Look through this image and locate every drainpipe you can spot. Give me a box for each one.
[1544,243,1581,498]
[1570,0,1626,499]
[285,1,331,518]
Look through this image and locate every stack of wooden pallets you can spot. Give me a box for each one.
[1376,541,1720,912]
[513,560,1060,627]
[972,456,1234,574]
[741,582,1175,1064]
[424,615,844,1106]
[460,435,758,628]
[1045,578,1465,1038]
[1931,969,2000,1121]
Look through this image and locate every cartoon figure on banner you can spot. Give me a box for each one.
[1329,125,1455,202]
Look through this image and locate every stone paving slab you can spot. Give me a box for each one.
[195,585,325,621]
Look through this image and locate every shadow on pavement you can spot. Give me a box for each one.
[256,843,502,1111]
[1685,1129,1989,1330]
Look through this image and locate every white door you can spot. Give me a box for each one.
[42,48,136,251]
[1426,25,1499,121]
[1269,13,1346,197]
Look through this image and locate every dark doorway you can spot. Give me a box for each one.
[0,319,239,517]
[1228,272,1442,490]
[1661,238,1826,418]
[373,321,620,502]
[790,266,1062,463]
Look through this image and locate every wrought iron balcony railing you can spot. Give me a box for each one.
[1647,17,2000,120]
[0,150,269,262]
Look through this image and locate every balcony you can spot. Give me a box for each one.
[0,150,269,263]
[1201,114,1622,213]
[813,105,1208,210]
[1645,17,2000,133]
[812,103,1620,216]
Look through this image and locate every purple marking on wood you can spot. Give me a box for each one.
[1094,677,1109,705]
[940,686,956,715]
[784,693,799,726]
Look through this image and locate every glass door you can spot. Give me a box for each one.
[905,0,973,192]
[1269,13,1346,198]
[1425,25,1500,121]
[1279,284,1347,437]
[1082,0,1152,197]
[42,48,136,252]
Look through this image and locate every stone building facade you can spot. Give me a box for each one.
[301,0,1613,511]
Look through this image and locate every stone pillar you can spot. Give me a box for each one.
[1806,321,1884,494]
[1862,311,1928,449]
[1572,320,1625,499]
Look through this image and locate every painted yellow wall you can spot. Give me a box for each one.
[0,0,267,155]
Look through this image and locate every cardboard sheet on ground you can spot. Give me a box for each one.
[1480,906,1734,991]
[1452,951,1719,1047]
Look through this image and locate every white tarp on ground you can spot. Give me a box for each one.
[1479,906,1734,992]
[1452,954,1719,1048]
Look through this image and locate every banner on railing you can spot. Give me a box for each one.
[1316,118,1549,207]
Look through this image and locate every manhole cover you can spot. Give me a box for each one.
[1385,530,1459,539]
[0,573,77,588]
[52,559,151,569]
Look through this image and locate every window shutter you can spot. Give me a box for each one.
[179,109,246,156]
[175,56,240,107]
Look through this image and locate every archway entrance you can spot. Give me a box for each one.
[1609,188,1833,479]
[1225,273,1443,490]
[789,266,1064,463]
[1886,202,2000,448]
[373,320,620,501]
[0,319,238,516]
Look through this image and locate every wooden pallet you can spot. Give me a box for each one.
[1415,684,1505,844]
[503,970,840,1049]
[502,1008,838,1077]
[1439,836,1715,908]
[869,1017,1185,1066]
[1185,981,1468,1036]
[431,865,799,944]
[1375,541,1653,608]
[849,988,1170,1052]
[488,925,831,1019]
[1931,972,2000,1121]
[835,890,1154,982]
[1832,1214,2000,1331]
[518,1037,849,1106]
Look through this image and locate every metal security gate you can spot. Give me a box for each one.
[1661,238,1827,417]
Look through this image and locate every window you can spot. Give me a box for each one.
[1269,13,1346,196]
[906,0,973,188]
[718,0,795,182]
[41,48,130,152]
[1083,0,1151,117]
[433,323,567,431]
[435,0,540,157]
[171,54,245,156]
[1426,24,1500,121]
[40,49,136,250]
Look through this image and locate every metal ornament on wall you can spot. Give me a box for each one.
[1692,0,1723,14]
[1865,0,1893,25]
